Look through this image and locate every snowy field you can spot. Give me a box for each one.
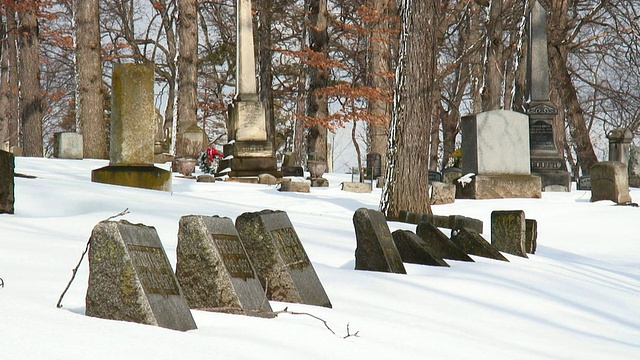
[0,157,638,359]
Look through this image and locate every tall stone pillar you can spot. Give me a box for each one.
[526,0,571,191]
[219,0,279,177]
[91,63,172,191]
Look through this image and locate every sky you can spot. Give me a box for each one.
[0,157,638,359]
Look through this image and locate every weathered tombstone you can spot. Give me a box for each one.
[450,228,508,261]
[278,181,310,193]
[628,145,640,188]
[53,132,83,159]
[525,1,571,192]
[525,219,537,254]
[235,210,331,307]
[366,152,382,179]
[175,215,273,316]
[282,166,304,177]
[196,174,216,183]
[220,0,279,177]
[417,213,450,229]
[91,63,172,191]
[460,110,541,199]
[590,161,632,204]
[415,222,474,262]
[430,182,456,205]
[258,173,278,185]
[352,208,407,274]
[428,170,442,183]
[0,150,15,214]
[442,167,462,185]
[391,230,449,267]
[449,215,484,234]
[86,220,197,331]
[342,182,371,193]
[607,128,633,165]
[577,175,591,190]
[491,210,528,258]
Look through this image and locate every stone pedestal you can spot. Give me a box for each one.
[457,174,542,199]
[92,63,171,191]
[53,132,83,159]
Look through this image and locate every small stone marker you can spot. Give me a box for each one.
[86,220,197,331]
[352,208,407,274]
[53,132,83,159]
[0,150,15,214]
[415,222,474,262]
[525,219,538,254]
[590,161,632,204]
[196,174,216,183]
[428,170,442,183]
[342,182,371,193]
[278,181,310,193]
[430,182,455,205]
[258,173,277,185]
[450,228,508,261]
[491,210,528,258]
[176,215,272,316]
[442,167,462,185]
[448,215,483,234]
[577,175,591,190]
[235,210,331,308]
[391,230,449,267]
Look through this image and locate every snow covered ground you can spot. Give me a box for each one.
[0,157,638,359]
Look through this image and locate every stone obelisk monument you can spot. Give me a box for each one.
[220,0,279,177]
[526,0,571,191]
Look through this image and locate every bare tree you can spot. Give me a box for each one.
[176,0,199,158]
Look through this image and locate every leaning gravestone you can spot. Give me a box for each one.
[0,150,15,214]
[353,208,407,274]
[176,215,272,316]
[86,220,197,331]
[525,219,538,254]
[450,228,508,261]
[590,161,632,204]
[235,210,331,308]
[415,222,474,262]
[491,210,528,258]
[391,230,449,267]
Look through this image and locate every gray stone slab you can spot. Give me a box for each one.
[430,182,455,205]
[525,219,538,254]
[391,230,449,267]
[590,161,632,204]
[235,210,331,308]
[353,208,407,274]
[278,181,310,193]
[0,150,15,214]
[415,222,474,262]
[342,182,371,193]
[491,210,528,258]
[176,215,273,317]
[53,132,83,159]
[451,228,508,261]
[86,220,197,331]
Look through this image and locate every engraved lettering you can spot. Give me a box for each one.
[270,227,309,270]
[213,234,255,280]
[127,244,180,296]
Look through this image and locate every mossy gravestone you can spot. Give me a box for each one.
[450,228,508,261]
[0,150,14,214]
[86,220,197,331]
[353,208,406,274]
[491,210,528,258]
[415,222,474,262]
[391,230,449,267]
[235,210,331,308]
[175,215,273,316]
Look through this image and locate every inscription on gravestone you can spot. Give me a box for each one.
[529,120,555,150]
[271,227,311,270]
[213,234,255,280]
[127,244,180,296]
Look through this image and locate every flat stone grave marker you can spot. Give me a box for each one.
[53,132,83,159]
[391,230,449,267]
[278,181,310,193]
[235,210,331,308]
[451,228,508,261]
[0,150,15,214]
[415,222,474,262]
[86,220,197,331]
[525,219,538,254]
[176,215,273,317]
[590,161,632,204]
[491,210,528,258]
[353,208,407,274]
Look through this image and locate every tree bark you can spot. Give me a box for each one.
[76,0,107,159]
[176,0,199,157]
[380,0,440,218]
[257,0,276,154]
[306,0,329,164]
[481,0,503,111]
[17,0,43,157]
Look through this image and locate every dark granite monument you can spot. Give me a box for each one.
[352,208,407,274]
[391,230,449,267]
[491,210,528,258]
[176,215,273,316]
[86,220,197,331]
[0,150,14,214]
[235,210,331,308]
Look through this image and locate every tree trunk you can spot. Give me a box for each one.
[76,0,107,159]
[17,1,43,157]
[176,0,199,157]
[366,0,396,175]
[0,15,9,146]
[306,0,329,164]
[481,0,503,111]
[257,0,276,154]
[380,0,439,219]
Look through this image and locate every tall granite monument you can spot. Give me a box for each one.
[526,0,571,191]
[219,0,279,177]
[92,63,172,191]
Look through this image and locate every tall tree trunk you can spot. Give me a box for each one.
[76,0,107,159]
[176,0,199,157]
[367,0,396,175]
[469,2,484,114]
[0,15,9,146]
[481,0,504,111]
[306,0,329,164]
[17,0,43,157]
[380,0,439,218]
[257,0,276,154]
